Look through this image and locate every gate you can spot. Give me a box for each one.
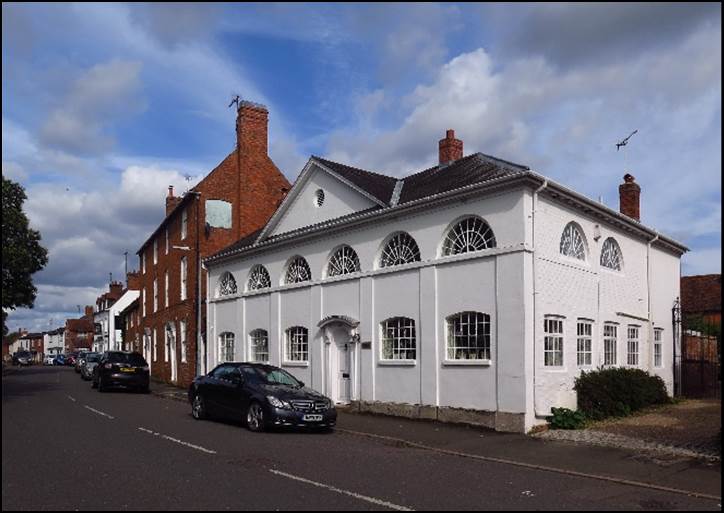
[680,309,721,399]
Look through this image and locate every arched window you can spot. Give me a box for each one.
[249,329,269,362]
[559,222,587,260]
[380,317,416,360]
[217,272,237,297]
[247,265,271,291]
[327,245,360,277]
[379,232,421,268]
[219,332,235,363]
[600,237,623,271]
[285,326,309,362]
[441,216,496,256]
[284,256,311,284]
[446,312,491,361]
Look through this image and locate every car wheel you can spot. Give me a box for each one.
[246,402,265,432]
[191,393,207,420]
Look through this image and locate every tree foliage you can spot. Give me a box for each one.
[2,176,49,335]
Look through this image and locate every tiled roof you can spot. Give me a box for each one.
[313,156,398,205]
[66,319,94,333]
[681,274,721,314]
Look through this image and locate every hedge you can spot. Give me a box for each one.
[574,367,670,421]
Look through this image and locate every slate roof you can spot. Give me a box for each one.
[313,156,398,205]
[681,274,722,314]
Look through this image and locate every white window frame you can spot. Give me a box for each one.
[142,288,146,317]
[165,323,173,363]
[284,327,309,364]
[577,320,593,367]
[179,320,187,363]
[543,316,564,367]
[249,329,269,363]
[153,328,158,362]
[380,317,417,362]
[603,323,618,366]
[653,328,663,368]
[153,239,158,265]
[180,257,188,301]
[627,325,640,366]
[153,279,158,313]
[181,209,188,240]
[445,312,491,363]
[165,228,169,255]
[219,332,235,363]
[441,216,496,257]
[164,271,169,309]
[559,222,587,261]
[141,252,146,274]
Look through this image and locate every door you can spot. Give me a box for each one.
[337,341,351,404]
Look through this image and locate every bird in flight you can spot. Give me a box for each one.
[616,130,638,151]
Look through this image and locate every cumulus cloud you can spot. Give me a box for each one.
[39,59,146,155]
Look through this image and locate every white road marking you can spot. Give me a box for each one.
[269,469,414,511]
[137,427,216,454]
[67,395,76,402]
[83,405,115,419]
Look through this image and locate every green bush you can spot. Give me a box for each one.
[574,367,670,421]
[547,407,587,429]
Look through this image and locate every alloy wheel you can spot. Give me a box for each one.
[246,403,264,432]
[192,394,206,420]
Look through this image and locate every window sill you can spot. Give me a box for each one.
[378,360,417,367]
[443,359,492,366]
[282,361,309,368]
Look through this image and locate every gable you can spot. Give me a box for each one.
[268,162,382,237]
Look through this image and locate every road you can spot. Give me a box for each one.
[2,366,721,511]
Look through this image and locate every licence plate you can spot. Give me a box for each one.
[120,367,134,373]
[302,414,323,422]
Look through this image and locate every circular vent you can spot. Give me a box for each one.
[314,189,325,207]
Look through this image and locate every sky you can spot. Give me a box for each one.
[2,2,721,334]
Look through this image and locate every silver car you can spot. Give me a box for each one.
[80,352,101,380]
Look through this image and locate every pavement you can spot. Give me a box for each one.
[3,366,722,511]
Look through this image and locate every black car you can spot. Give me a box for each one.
[188,363,337,432]
[92,351,150,393]
[12,351,33,366]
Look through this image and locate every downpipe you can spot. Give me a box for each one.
[531,179,548,419]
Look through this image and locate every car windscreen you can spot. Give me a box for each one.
[255,368,302,387]
[86,354,100,363]
[17,352,31,357]
[107,353,147,366]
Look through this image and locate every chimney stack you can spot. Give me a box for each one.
[109,281,124,297]
[126,271,141,291]
[166,185,182,216]
[84,305,94,318]
[236,101,269,156]
[439,129,463,165]
[619,173,641,221]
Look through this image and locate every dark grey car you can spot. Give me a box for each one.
[80,352,101,380]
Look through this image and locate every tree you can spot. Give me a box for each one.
[2,176,48,336]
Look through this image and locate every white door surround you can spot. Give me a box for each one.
[318,316,359,405]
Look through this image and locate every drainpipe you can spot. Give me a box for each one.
[532,179,548,418]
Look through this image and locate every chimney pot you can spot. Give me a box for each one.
[619,174,641,221]
[439,129,463,165]
[168,185,174,197]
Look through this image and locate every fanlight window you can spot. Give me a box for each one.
[600,238,623,271]
[284,256,311,284]
[379,232,421,268]
[247,265,271,291]
[442,216,496,256]
[327,245,360,277]
[218,272,238,297]
[559,223,586,260]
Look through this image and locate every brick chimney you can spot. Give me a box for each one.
[109,281,124,298]
[236,101,269,155]
[126,271,141,291]
[619,173,641,221]
[166,185,182,216]
[84,305,94,318]
[439,129,463,165]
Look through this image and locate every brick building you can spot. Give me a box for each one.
[65,306,95,352]
[681,274,721,327]
[135,101,290,386]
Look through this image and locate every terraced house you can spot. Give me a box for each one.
[204,130,687,433]
[134,101,290,387]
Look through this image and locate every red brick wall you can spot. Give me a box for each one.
[439,129,463,164]
[618,174,641,221]
[135,103,290,387]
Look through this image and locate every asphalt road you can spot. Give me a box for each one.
[2,366,721,511]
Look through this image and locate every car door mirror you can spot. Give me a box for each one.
[298,381,305,388]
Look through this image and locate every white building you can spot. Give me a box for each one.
[203,131,686,433]
[44,328,65,357]
[93,282,140,353]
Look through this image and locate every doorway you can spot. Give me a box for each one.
[326,324,352,404]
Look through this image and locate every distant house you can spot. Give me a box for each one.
[44,328,65,357]
[92,276,140,353]
[681,274,721,329]
[65,307,95,352]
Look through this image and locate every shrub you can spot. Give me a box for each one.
[574,367,670,421]
[547,407,587,430]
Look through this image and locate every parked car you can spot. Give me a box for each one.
[75,351,90,373]
[44,355,55,365]
[80,352,101,381]
[92,351,150,393]
[12,351,33,366]
[65,352,78,366]
[53,354,66,366]
[188,363,337,432]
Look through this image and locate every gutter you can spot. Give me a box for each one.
[531,179,548,418]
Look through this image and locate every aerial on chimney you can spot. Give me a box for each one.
[619,173,641,221]
[439,129,463,165]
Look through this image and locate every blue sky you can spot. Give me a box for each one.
[2,3,721,333]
